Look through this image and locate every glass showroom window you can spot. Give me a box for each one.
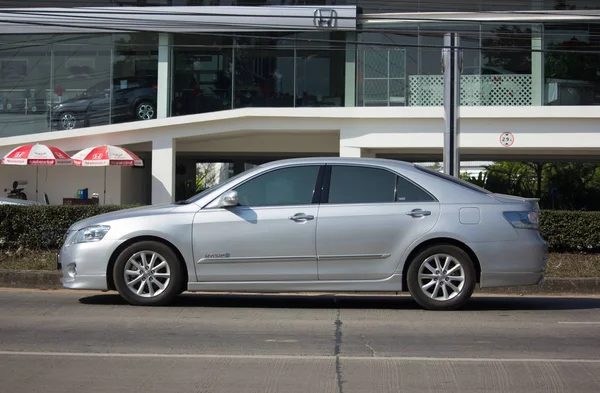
[233,33,296,109]
[171,34,234,117]
[0,33,158,137]
[0,35,52,137]
[356,27,418,107]
[357,22,540,107]
[544,22,600,106]
[295,32,346,107]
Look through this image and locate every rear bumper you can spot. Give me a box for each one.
[471,231,548,289]
[481,271,545,288]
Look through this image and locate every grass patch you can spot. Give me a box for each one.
[1,250,600,278]
[0,249,57,271]
[546,253,600,278]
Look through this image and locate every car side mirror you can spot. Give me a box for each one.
[217,190,239,208]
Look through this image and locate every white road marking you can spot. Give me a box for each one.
[264,339,298,343]
[1,351,599,363]
[558,322,600,325]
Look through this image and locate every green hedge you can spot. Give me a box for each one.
[1,205,599,253]
[539,210,600,253]
[0,204,140,251]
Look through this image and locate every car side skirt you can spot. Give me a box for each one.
[187,274,405,293]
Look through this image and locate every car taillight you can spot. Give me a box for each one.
[503,211,539,230]
[153,85,158,89]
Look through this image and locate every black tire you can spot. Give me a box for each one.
[113,241,183,306]
[406,244,476,311]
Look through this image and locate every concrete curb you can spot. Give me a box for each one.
[1,269,599,294]
[0,269,63,290]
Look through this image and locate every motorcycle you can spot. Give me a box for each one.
[4,180,28,200]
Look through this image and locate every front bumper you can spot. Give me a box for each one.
[58,238,122,291]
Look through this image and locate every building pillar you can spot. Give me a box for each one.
[157,33,172,119]
[233,160,246,175]
[531,2,545,106]
[152,136,175,204]
[339,146,375,158]
[345,32,357,107]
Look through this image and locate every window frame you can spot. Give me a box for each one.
[320,163,438,205]
[218,164,327,209]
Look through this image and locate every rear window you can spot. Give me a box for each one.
[414,165,492,194]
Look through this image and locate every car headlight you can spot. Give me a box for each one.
[71,225,110,244]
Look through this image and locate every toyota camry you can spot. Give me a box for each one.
[58,157,547,310]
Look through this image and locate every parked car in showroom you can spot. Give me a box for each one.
[57,157,548,311]
[48,76,157,131]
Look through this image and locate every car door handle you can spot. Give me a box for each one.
[406,209,431,217]
[289,213,314,221]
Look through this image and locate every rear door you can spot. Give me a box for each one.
[315,164,441,280]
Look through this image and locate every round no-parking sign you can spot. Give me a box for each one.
[500,132,514,147]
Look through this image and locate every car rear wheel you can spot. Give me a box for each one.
[135,101,155,120]
[113,241,182,306]
[406,245,476,311]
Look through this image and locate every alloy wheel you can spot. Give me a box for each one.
[124,251,171,298]
[60,113,77,130]
[417,253,465,301]
[137,103,154,120]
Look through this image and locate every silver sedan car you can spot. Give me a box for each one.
[58,157,548,310]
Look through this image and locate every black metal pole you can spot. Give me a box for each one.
[443,33,461,177]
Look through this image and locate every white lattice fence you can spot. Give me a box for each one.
[408,74,533,106]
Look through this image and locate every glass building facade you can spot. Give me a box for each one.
[1,3,600,137]
[0,33,158,137]
[357,21,600,107]
[170,31,346,117]
[4,1,600,12]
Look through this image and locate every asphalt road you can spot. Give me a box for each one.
[1,289,600,393]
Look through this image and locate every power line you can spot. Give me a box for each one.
[2,0,600,12]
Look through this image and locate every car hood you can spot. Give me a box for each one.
[0,197,43,206]
[53,96,92,108]
[69,203,179,231]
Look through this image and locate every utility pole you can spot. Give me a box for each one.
[442,33,462,177]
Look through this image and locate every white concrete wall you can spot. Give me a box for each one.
[3,106,600,156]
[2,105,600,205]
[0,164,123,205]
[120,165,150,206]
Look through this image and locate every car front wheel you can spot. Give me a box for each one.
[113,241,183,306]
[406,244,476,311]
[59,112,78,130]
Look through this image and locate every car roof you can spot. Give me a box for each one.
[258,157,418,171]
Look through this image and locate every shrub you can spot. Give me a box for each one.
[0,204,139,251]
[539,210,600,253]
[0,206,599,254]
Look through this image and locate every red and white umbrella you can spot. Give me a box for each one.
[71,145,143,167]
[1,143,72,166]
[1,143,73,202]
[71,145,143,204]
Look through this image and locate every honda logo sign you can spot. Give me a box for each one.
[313,9,337,28]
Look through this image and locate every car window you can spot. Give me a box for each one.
[414,165,492,194]
[86,81,109,95]
[328,165,396,204]
[233,165,320,207]
[395,175,436,202]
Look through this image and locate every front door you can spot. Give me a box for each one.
[316,164,441,280]
[192,164,324,282]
